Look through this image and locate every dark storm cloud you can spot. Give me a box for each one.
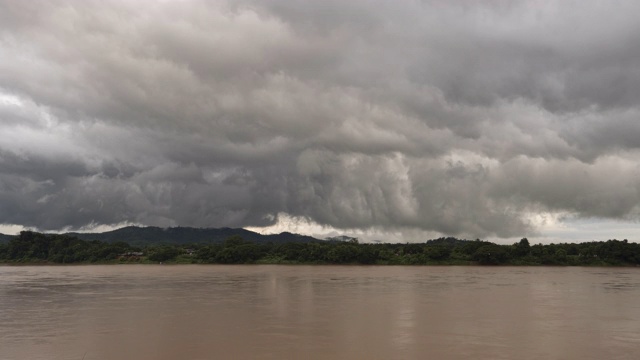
[1,0,640,239]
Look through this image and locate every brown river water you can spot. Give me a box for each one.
[1,265,639,360]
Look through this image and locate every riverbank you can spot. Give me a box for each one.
[3,231,640,267]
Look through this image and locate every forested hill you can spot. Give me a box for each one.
[65,226,319,246]
[0,233,14,243]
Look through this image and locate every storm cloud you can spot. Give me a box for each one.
[1,0,640,240]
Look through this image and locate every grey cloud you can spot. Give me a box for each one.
[1,0,640,239]
[559,109,640,157]
[489,156,640,219]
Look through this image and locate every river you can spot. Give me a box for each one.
[1,265,639,360]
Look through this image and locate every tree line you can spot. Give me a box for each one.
[2,231,640,266]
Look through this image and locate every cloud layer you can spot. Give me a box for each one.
[1,0,640,240]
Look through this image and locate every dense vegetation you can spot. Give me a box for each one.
[0,231,137,264]
[2,231,640,266]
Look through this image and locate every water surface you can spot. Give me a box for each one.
[1,265,639,360]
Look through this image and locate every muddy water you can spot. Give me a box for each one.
[1,265,639,360]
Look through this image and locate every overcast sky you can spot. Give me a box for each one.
[1,0,640,243]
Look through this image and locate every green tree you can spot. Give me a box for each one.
[0,243,7,260]
[223,235,246,248]
[514,238,531,257]
[148,246,180,262]
[357,245,379,264]
[424,245,451,261]
[327,244,359,263]
[473,245,510,265]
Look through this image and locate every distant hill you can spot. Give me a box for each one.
[425,237,474,246]
[0,233,15,244]
[65,226,320,246]
[325,235,358,242]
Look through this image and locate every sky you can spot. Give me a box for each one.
[1,0,640,243]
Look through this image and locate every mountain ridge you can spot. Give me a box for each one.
[1,226,320,245]
[0,233,14,243]
[64,226,320,246]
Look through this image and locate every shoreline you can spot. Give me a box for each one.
[2,260,638,267]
